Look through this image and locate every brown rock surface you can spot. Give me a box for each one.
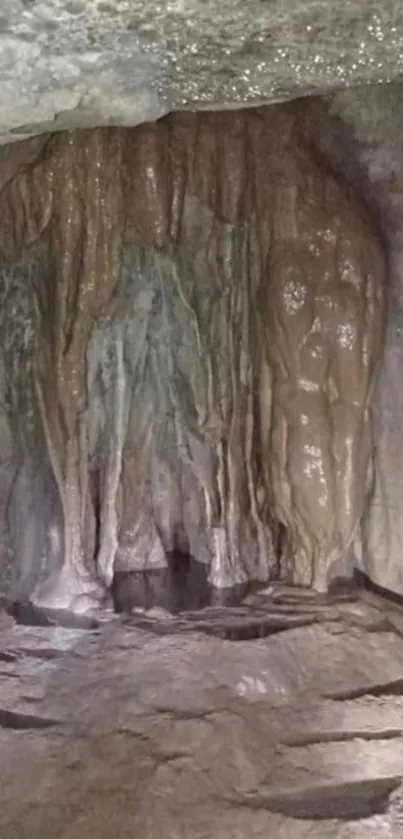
[0,105,385,607]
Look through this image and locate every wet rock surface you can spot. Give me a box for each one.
[0,105,385,609]
[2,589,403,836]
[300,84,403,597]
[0,3,403,142]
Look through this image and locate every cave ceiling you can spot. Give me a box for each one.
[0,1,403,142]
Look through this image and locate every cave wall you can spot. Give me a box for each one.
[0,104,385,610]
[321,84,403,595]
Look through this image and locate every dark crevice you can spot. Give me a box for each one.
[194,614,318,640]
[124,613,318,640]
[236,776,402,821]
[154,750,190,766]
[283,728,403,747]
[323,677,403,701]
[327,576,359,597]
[90,468,102,566]
[153,707,217,722]
[0,647,64,663]
[270,589,357,605]
[5,602,55,627]
[354,568,403,607]
[20,695,45,704]
[5,602,100,630]
[17,647,65,661]
[0,650,19,662]
[247,602,332,615]
[0,708,61,730]
[113,557,212,615]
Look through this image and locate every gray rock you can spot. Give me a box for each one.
[0,1,403,141]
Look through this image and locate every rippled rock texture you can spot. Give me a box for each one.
[0,104,385,611]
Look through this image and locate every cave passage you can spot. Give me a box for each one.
[0,102,385,614]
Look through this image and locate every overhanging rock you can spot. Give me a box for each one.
[0,2,403,142]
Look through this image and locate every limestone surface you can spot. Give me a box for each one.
[2,589,403,837]
[304,85,403,596]
[0,106,384,609]
[0,1,403,142]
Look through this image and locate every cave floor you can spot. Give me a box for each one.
[1,588,403,837]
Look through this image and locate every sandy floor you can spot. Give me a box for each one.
[1,587,403,837]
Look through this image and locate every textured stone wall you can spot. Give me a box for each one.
[0,104,385,610]
[0,3,403,144]
[321,85,403,595]
[294,86,403,596]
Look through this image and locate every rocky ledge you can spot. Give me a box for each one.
[0,1,403,142]
[2,585,403,836]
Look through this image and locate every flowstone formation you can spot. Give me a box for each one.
[0,104,385,612]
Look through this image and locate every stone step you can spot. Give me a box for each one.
[229,739,403,820]
[237,776,401,821]
[268,738,403,789]
[282,696,403,747]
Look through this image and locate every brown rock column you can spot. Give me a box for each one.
[262,132,385,590]
[0,106,386,610]
[10,130,125,609]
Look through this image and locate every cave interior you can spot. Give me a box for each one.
[0,96,396,617]
[3,19,403,832]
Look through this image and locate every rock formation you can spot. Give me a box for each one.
[0,103,385,611]
[0,3,402,144]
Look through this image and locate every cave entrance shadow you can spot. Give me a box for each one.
[111,549,250,616]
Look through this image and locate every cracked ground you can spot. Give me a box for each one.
[2,587,403,836]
